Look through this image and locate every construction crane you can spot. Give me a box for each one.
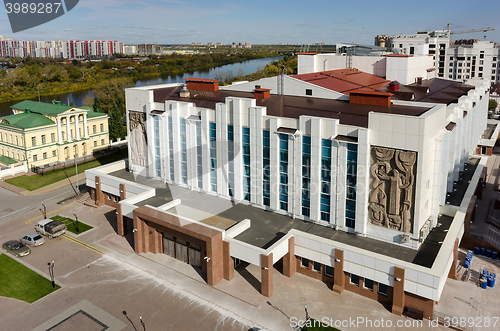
[446,24,495,35]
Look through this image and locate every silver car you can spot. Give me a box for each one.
[20,233,45,247]
[2,240,31,257]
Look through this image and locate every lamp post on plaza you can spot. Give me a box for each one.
[72,211,80,233]
[48,260,55,288]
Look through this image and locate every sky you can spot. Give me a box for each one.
[0,0,498,45]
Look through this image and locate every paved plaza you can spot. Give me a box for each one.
[0,186,499,330]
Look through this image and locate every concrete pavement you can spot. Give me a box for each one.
[0,201,455,331]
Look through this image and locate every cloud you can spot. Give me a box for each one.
[63,28,72,31]
[335,20,353,24]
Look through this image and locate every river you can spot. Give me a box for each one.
[0,56,283,117]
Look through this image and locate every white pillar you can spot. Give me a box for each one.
[57,117,63,143]
[83,114,88,138]
[66,116,72,142]
[75,115,81,140]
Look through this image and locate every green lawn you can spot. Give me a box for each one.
[0,254,60,303]
[6,149,127,191]
[51,215,93,234]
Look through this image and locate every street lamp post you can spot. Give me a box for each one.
[139,315,145,331]
[304,304,309,331]
[48,260,55,288]
[74,152,80,195]
[40,201,46,219]
[72,211,80,233]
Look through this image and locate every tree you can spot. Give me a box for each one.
[69,100,76,107]
[92,77,132,114]
[108,97,126,141]
[92,97,101,112]
[489,99,498,112]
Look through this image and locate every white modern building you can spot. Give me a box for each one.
[389,30,500,84]
[297,52,435,84]
[85,75,490,320]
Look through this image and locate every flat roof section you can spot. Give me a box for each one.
[109,169,450,268]
[482,124,496,140]
[150,86,431,128]
[445,158,479,206]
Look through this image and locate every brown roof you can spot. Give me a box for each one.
[152,86,431,128]
[383,78,474,105]
[291,69,390,95]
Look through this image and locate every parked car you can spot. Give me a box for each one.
[35,219,66,238]
[2,240,31,257]
[19,233,45,247]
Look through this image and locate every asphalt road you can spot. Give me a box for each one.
[0,185,76,226]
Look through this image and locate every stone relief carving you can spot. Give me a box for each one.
[368,146,416,233]
[128,111,148,167]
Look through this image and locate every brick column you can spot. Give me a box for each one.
[133,214,143,254]
[150,229,162,254]
[223,241,234,281]
[117,183,127,236]
[448,238,459,280]
[261,253,273,297]
[333,248,345,294]
[142,220,150,253]
[95,176,104,206]
[392,266,405,316]
[283,237,296,277]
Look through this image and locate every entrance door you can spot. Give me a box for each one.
[188,243,201,267]
[163,234,175,258]
[175,239,189,263]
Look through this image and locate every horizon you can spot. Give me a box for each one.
[0,0,497,45]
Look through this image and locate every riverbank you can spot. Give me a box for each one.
[0,51,277,104]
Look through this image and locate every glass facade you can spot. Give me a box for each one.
[302,136,311,217]
[345,143,358,229]
[209,122,217,192]
[321,139,332,222]
[195,121,203,189]
[180,118,188,184]
[153,116,161,177]
[227,125,234,196]
[242,127,251,201]
[279,133,289,211]
[168,117,174,181]
[263,130,270,206]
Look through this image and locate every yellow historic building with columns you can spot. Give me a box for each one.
[0,100,109,168]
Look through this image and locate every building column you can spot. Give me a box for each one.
[223,241,234,281]
[283,237,296,277]
[333,248,345,294]
[133,213,143,254]
[75,115,81,140]
[95,176,104,207]
[57,117,63,143]
[83,114,89,138]
[66,116,72,142]
[448,238,459,280]
[150,228,162,254]
[142,220,150,253]
[261,253,273,297]
[117,183,127,236]
[392,267,405,316]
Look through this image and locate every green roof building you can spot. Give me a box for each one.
[0,100,109,168]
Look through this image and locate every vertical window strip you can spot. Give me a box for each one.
[242,127,251,201]
[209,122,217,192]
[279,133,289,211]
[302,136,311,217]
[346,143,358,229]
[180,118,188,184]
[168,117,174,181]
[195,122,203,189]
[263,130,270,206]
[227,125,234,196]
[320,139,332,222]
[153,116,161,177]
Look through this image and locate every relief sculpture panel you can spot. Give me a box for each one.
[128,111,148,167]
[368,146,417,233]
